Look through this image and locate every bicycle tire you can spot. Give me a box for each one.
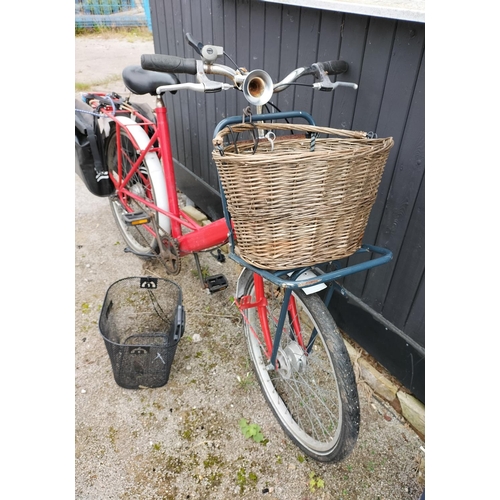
[238,270,360,462]
[106,117,169,256]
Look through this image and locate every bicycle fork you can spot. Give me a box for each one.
[235,273,306,370]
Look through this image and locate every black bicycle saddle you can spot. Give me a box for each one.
[122,65,180,96]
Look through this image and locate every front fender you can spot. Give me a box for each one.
[236,267,254,299]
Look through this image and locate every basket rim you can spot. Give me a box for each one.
[213,122,393,148]
[100,276,183,304]
[213,139,394,161]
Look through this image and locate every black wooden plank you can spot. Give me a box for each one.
[352,17,397,137]
[204,1,223,189]
[293,7,321,114]
[310,10,343,127]
[382,172,425,333]
[189,1,211,185]
[275,5,301,112]
[149,0,162,51]
[221,0,238,116]
[250,1,266,69]
[160,0,181,162]
[340,17,398,296]
[315,14,373,298]
[403,273,425,347]
[150,0,182,167]
[363,21,425,247]
[363,43,425,311]
[235,0,250,69]
[332,14,369,130]
[202,2,229,190]
[339,21,424,316]
[178,1,202,180]
[209,1,230,189]
[262,2,282,84]
[166,0,191,174]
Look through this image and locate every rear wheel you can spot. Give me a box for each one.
[106,127,159,256]
[241,273,360,462]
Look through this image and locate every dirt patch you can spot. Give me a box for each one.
[75,33,425,499]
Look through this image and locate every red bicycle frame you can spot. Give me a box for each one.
[106,97,230,257]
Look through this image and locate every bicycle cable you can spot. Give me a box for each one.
[223,51,240,70]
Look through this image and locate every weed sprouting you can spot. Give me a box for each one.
[308,471,325,492]
[239,418,265,443]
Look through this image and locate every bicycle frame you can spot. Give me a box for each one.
[103,97,229,256]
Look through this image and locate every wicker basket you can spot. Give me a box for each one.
[212,122,394,270]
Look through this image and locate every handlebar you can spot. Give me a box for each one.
[141,33,358,103]
[323,60,349,75]
[141,54,198,75]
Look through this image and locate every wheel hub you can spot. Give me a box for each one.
[276,342,307,379]
[130,181,146,197]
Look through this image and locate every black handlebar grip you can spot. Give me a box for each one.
[141,54,198,75]
[321,60,349,75]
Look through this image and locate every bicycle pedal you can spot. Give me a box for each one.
[122,211,151,226]
[205,274,228,293]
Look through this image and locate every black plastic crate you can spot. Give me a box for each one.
[99,277,185,389]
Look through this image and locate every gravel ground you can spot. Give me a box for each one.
[74,33,425,500]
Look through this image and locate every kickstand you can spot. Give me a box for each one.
[192,253,206,289]
[192,252,229,293]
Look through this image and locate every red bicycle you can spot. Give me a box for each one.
[75,33,392,462]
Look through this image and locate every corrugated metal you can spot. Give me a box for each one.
[149,0,425,400]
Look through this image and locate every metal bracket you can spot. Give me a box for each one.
[201,44,223,64]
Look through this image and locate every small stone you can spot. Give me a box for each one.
[81,389,86,394]
[192,334,201,343]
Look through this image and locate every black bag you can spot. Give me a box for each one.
[75,99,115,197]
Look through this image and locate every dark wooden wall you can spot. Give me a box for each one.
[148,0,425,402]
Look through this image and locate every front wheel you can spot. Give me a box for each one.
[240,272,360,462]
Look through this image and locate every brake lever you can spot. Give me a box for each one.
[186,32,203,56]
[311,63,358,91]
[186,32,224,64]
[195,60,226,92]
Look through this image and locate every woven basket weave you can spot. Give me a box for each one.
[212,122,394,270]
